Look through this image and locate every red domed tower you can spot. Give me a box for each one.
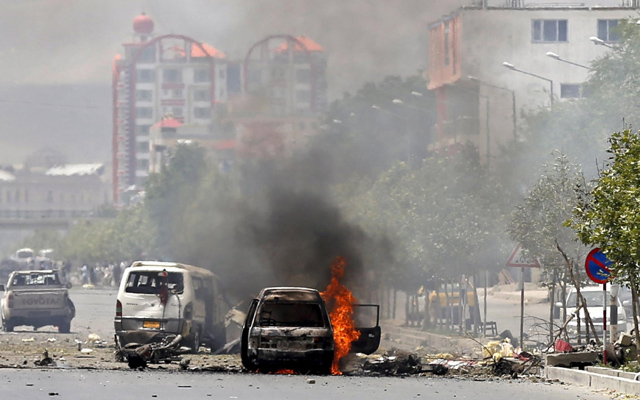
[133,13,154,35]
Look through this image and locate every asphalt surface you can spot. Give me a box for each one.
[0,285,618,400]
[0,369,612,400]
[6,286,118,339]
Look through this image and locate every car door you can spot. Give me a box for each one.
[240,299,259,369]
[350,304,380,355]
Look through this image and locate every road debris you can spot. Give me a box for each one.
[34,350,54,367]
[115,334,186,368]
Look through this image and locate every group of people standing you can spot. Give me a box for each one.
[80,262,127,287]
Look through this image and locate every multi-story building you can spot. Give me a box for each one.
[112,13,227,203]
[231,35,327,157]
[244,35,328,116]
[427,0,638,163]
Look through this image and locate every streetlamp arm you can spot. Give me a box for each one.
[511,67,553,84]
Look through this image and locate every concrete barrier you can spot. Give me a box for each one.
[546,366,640,395]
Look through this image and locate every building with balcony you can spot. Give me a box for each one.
[112,13,228,203]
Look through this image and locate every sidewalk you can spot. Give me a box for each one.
[481,283,549,304]
[379,319,640,395]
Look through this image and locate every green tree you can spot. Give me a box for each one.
[145,142,208,258]
[570,129,640,351]
[508,152,591,344]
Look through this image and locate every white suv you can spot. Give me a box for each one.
[557,286,627,339]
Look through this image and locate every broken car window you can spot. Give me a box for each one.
[11,273,60,287]
[125,271,184,294]
[258,302,325,327]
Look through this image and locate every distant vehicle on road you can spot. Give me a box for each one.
[557,286,627,339]
[114,261,228,354]
[0,269,75,332]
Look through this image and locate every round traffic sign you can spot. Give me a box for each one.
[585,248,612,284]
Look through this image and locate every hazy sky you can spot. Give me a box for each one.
[0,0,469,164]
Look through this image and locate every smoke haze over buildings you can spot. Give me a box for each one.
[0,0,467,164]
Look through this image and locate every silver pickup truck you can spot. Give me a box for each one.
[0,270,75,332]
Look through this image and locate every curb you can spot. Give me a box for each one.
[546,366,640,395]
[380,323,479,354]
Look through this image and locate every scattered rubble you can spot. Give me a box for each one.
[115,334,188,369]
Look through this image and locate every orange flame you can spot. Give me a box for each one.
[320,256,360,375]
[274,369,295,374]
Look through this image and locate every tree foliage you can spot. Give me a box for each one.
[571,129,640,283]
[509,151,587,269]
[338,143,509,289]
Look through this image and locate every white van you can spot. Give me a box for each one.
[114,261,228,353]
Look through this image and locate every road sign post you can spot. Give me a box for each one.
[585,248,613,363]
[506,244,540,349]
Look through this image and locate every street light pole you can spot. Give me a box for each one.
[502,62,554,106]
[589,36,614,49]
[468,75,517,140]
[545,52,592,70]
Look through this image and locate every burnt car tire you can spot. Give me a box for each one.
[58,320,71,333]
[317,352,334,375]
[2,318,14,332]
[209,324,226,353]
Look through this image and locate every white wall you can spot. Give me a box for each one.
[457,8,634,155]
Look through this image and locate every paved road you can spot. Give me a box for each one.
[0,369,611,400]
[7,286,118,339]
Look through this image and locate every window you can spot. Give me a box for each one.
[194,69,211,83]
[136,125,151,135]
[194,89,210,102]
[125,271,184,294]
[172,107,183,117]
[136,107,153,118]
[560,83,587,99]
[194,107,211,119]
[296,89,311,103]
[136,69,155,83]
[444,21,450,66]
[258,302,325,328]
[532,19,568,42]
[296,69,311,84]
[172,89,183,98]
[137,141,149,153]
[598,19,620,43]
[163,69,182,83]
[136,89,153,101]
[138,159,149,170]
[137,47,156,63]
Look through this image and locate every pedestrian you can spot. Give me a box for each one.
[81,264,89,285]
[88,264,97,285]
[112,262,122,287]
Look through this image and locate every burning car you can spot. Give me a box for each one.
[240,286,380,374]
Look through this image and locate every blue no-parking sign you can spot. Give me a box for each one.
[585,248,612,284]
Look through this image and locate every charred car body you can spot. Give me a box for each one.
[241,287,380,373]
[0,270,75,332]
[114,261,228,353]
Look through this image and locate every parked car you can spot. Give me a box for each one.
[556,286,627,339]
[114,261,228,353]
[240,286,380,374]
[0,270,75,332]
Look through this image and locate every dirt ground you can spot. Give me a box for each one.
[0,330,242,372]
